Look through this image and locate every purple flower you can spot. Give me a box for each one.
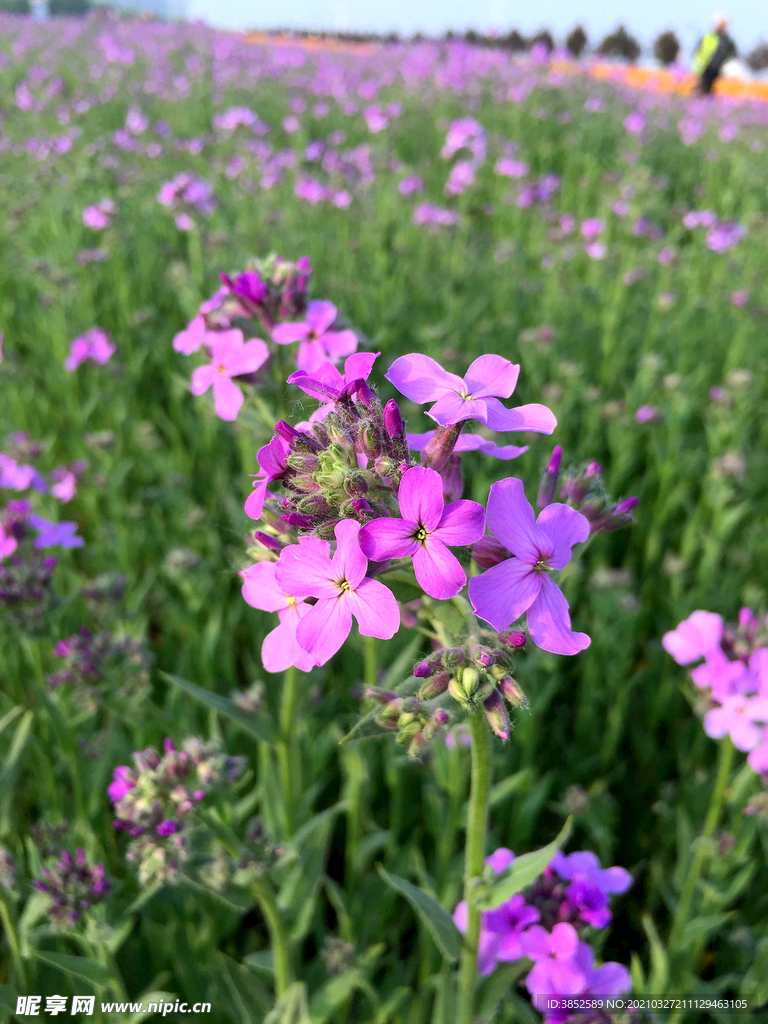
[240,561,317,673]
[580,219,604,240]
[662,610,724,665]
[399,175,424,196]
[29,516,84,550]
[0,524,18,560]
[623,112,645,134]
[64,328,115,371]
[287,352,380,413]
[173,315,207,355]
[522,922,586,996]
[551,850,632,928]
[635,405,659,424]
[190,329,269,421]
[107,765,135,803]
[272,301,357,373]
[731,290,748,308]
[706,222,745,254]
[386,354,556,434]
[445,160,476,196]
[360,466,485,599]
[244,435,290,520]
[704,694,768,752]
[468,478,590,656]
[275,520,400,665]
[495,157,529,178]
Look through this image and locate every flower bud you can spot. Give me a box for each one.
[353,379,376,408]
[482,688,510,740]
[383,399,408,460]
[282,512,313,530]
[251,531,283,553]
[499,629,527,649]
[537,445,562,509]
[470,644,496,667]
[357,422,382,459]
[365,687,399,705]
[292,474,322,493]
[499,676,527,708]
[472,536,511,569]
[413,651,444,677]
[343,472,369,498]
[421,423,464,473]
[315,518,342,539]
[286,451,320,473]
[297,494,333,516]
[417,671,450,700]
[444,648,466,667]
[378,697,405,722]
[274,420,303,445]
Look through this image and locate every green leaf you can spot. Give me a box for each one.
[264,982,311,1024]
[309,969,368,1024]
[243,949,273,976]
[476,960,529,1021]
[376,864,462,963]
[33,950,110,989]
[676,911,733,951]
[742,936,768,1006]
[160,672,278,745]
[217,954,271,1023]
[489,769,533,808]
[0,710,33,835]
[641,913,669,993]
[471,818,572,911]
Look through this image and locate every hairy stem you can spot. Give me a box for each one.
[252,876,292,998]
[458,708,492,1024]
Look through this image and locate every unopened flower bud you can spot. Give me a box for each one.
[357,423,381,459]
[282,512,313,530]
[470,644,496,667]
[292,475,322,493]
[365,687,399,704]
[350,498,373,515]
[472,536,511,569]
[444,648,466,667]
[417,671,450,700]
[483,688,510,740]
[274,420,303,445]
[383,399,408,459]
[315,518,342,539]
[421,423,464,473]
[378,697,405,722]
[343,471,369,498]
[252,531,283,553]
[499,630,527,648]
[353,379,376,408]
[537,445,562,509]
[499,676,527,708]
[413,652,444,677]
[286,451,320,473]
[297,495,333,516]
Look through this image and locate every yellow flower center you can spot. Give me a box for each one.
[415,526,429,544]
[216,362,227,375]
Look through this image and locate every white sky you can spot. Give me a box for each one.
[186,0,764,55]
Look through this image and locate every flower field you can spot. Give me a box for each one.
[2,11,768,1023]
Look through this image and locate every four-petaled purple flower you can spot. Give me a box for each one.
[29,515,84,549]
[272,300,357,373]
[240,560,318,673]
[468,478,590,655]
[288,352,380,422]
[386,354,556,433]
[190,329,269,421]
[521,922,585,996]
[360,466,485,600]
[275,519,400,665]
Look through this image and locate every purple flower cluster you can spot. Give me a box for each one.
[108,738,246,884]
[157,172,217,230]
[49,627,150,708]
[34,848,109,930]
[663,609,768,815]
[453,846,632,1017]
[64,327,115,371]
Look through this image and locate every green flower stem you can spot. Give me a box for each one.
[344,636,377,880]
[277,665,299,837]
[252,876,292,998]
[0,895,27,990]
[668,736,735,954]
[458,708,492,1024]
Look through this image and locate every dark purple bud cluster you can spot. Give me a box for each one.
[33,848,109,930]
[538,447,638,535]
[0,844,16,893]
[108,737,246,885]
[268,391,413,540]
[30,820,70,860]
[0,551,59,632]
[80,572,128,606]
[414,638,528,741]
[49,628,151,708]
[220,254,311,332]
[365,689,450,759]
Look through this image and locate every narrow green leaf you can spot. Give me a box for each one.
[264,982,311,1024]
[376,864,462,963]
[676,911,733,951]
[243,949,274,976]
[641,913,669,993]
[489,769,533,808]
[0,707,22,738]
[33,950,110,988]
[160,672,278,745]
[0,711,33,834]
[471,817,572,911]
[218,954,271,1023]
[309,968,366,1024]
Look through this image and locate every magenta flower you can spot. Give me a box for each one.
[29,515,84,549]
[635,405,659,423]
[190,329,269,421]
[245,434,291,520]
[386,354,556,434]
[82,203,111,230]
[64,328,115,371]
[173,315,206,355]
[704,694,768,751]
[50,467,77,503]
[521,922,585,996]
[408,432,528,461]
[272,300,357,373]
[240,561,317,673]
[275,520,400,665]
[0,523,17,560]
[107,766,135,803]
[580,218,604,240]
[360,466,485,599]
[468,478,590,656]
[662,610,724,664]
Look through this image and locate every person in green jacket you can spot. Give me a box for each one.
[694,14,737,95]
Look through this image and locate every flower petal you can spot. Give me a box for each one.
[240,562,291,612]
[296,597,352,665]
[526,574,590,655]
[468,558,542,632]
[276,538,337,599]
[296,339,327,372]
[212,376,244,421]
[322,330,358,361]
[306,300,338,335]
[173,315,206,354]
[272,322,309,345]
[346,578,401,638]
[331,519,368,590]
[262,615,316,673]
[386,353,466,405]
[434,499,486,546]
[360,517,420,561]
[463,355,520,399]
[343,351,379,383]
[227,338,269,377]
[428,392,489,427]
[662,610,724,665]
[413,539,467,599]
[397,466,444,531]
[190,364,215,395]
[537,503,590,570]
[485,477,546,563]
[244,479,269,519]
[483,400,557,434]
